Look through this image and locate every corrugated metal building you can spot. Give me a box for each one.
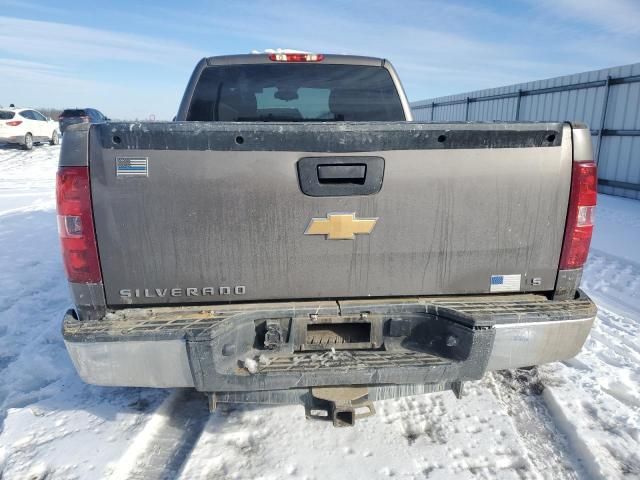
[411,63,640,200]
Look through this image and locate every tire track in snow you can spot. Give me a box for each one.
[542,304,640,477]
[489,370,589,480]
[521,244,640,478]
[110,389,209,480]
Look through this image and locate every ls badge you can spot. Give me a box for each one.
[304,213,378,240]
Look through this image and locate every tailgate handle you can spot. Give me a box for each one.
[317,164,366,184]
[297,156,384,197]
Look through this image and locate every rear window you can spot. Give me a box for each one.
[0,111,15,120]
[62,109,86,117]
[187,64,405,122]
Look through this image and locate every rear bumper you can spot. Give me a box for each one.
[62,292,596,393]
[0,135,23,144]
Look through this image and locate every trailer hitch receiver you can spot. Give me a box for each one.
[307,386,375,427]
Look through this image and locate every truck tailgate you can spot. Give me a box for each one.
[89,122,571,307]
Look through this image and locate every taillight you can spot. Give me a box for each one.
[6,120,22,126]
[56,166,102,283]
[80,116,89,122]
[559,161,597,270]
[268,53,324,62]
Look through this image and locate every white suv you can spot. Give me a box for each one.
[0,108,60,150]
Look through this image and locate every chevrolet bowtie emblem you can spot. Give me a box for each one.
[304,213,378,240]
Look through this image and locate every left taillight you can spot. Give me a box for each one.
[559,161,597,270]
[56,166,102,283]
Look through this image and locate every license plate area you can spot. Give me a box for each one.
[294,315,383,351]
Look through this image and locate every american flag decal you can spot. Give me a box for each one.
[490,274,521,292]
[116,157,148,176]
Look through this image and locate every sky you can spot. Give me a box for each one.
[0,0,639,120]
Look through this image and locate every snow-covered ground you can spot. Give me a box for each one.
[0,144,638,479]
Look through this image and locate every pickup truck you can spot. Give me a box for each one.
[58,53,597,426]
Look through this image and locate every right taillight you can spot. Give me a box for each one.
[6,120,22,126]
[56,166,102,283]
[559,161,597,270]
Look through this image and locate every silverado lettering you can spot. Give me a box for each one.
[119,286,246,298]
